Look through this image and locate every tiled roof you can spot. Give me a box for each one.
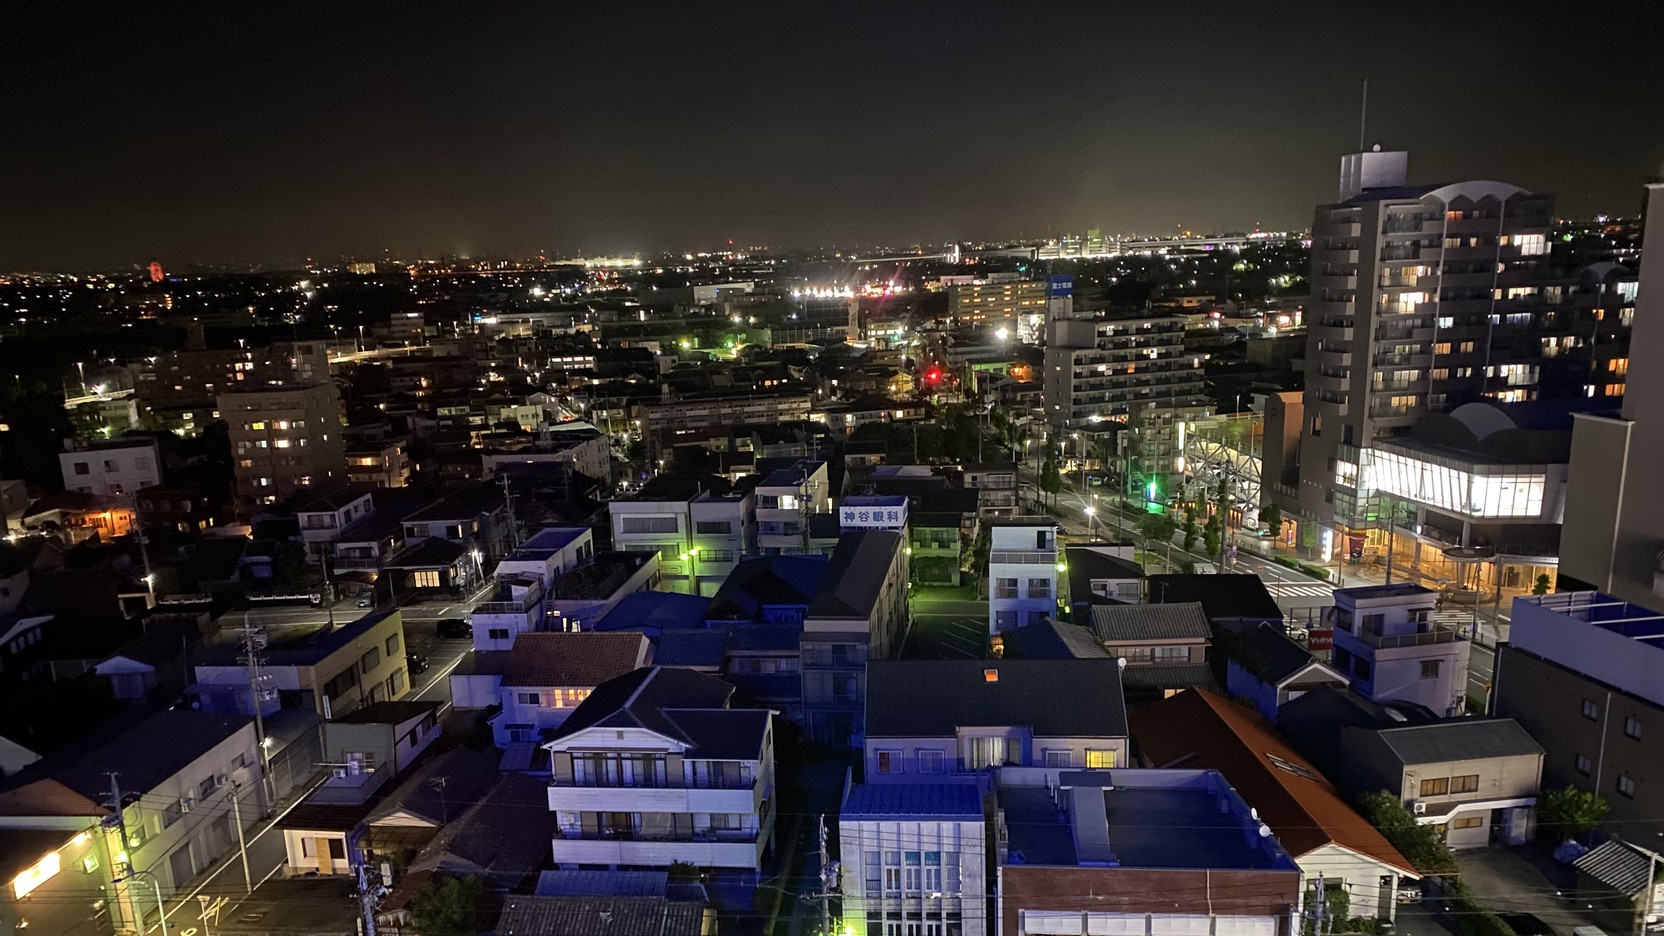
[1129,689,1418,876]
[549,667,734,748]
[496,895,706,936]
[1234,623,1332,684]
[1574,838,1660,896]
[1,710,250,801]
[1090,602,1211,643]
[1118,662,1218,691]
[500,632,649,688]
[1148,574,1282,619]
[331,700,440,726]
[651,629,729,668]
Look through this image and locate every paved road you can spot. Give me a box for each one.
[907,592,988,659]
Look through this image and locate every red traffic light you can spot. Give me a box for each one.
[926,368,941,383]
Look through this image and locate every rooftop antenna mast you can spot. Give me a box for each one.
[1358,78,1369,151]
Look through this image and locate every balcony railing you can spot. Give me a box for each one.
[556,828,758,844]
[1350,623,1463,648]
[990,551,1057,564]
[551,774,757,790]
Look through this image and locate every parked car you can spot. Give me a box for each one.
[356,591,375,608]
[406,652,430,675]
[436,617,471,639]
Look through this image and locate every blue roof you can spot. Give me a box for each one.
[593,591,712,634]
[842,782,983,820]
[512,526,588,557]
[652,629,729,668]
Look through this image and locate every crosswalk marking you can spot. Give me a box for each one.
[1265,582,1333,598]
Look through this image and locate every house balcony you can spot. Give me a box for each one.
[551,831,764,871]
[548,781,761,815]
[990,550,1057,565]
[331,556,385,572]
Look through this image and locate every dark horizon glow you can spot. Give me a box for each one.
[3,1,1661,270]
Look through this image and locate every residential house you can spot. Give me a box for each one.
[756,460,832,555]
[996,768,1304,936]
[863,659,1129,782]
[1064,544,1144,613]
[609,475,753,596]
[91,612,217,703]
[987,517,1060,634]
[325,700,444,779]
[545,666,777,872]
[801,531,908,748]
[291,485,376,565]
[361,747,501,867]
[1227,622,1349,721]
[491,632,653,750]
[1494,592,1664,837]
[1284,693,1542,848]
[1330,584,1470,717]
[344,436,413,488]
[59,438,162,496]
[193,608,410,719]
[839,781,988,936]
[1129,689,1420,923]
[0,711,260,935]
[1088,602,1217,701]
[961,462,1019,515]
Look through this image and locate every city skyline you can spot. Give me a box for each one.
[3,2,1661,270]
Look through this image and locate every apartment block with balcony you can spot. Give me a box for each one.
[192,609,411,719]
[987,518,1059,634]
[1295,148,1561,540]
[610,474,754,596]
[290,485,375,564]
[220,382,347,508]
[1329,584,1470,716]
[839,781,988,936]
[545,666,776,872]
[344,437,412,488]
[1042,314,1211,485]
[863,660,1129,783]
[756,460,831,556]
[961,462,1019,516]
[471,575,547,652]
[801,531,909,748]
[1494,592,1664,837]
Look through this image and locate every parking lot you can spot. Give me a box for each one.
[906,587,988,659]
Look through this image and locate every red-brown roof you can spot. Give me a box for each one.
[500,632,650,688]
[1128,689,1419,877]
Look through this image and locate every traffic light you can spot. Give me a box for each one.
[926,368,941,384]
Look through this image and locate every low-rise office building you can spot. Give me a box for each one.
[193,608,410,719]
[840,781,988,936]
[988,517,1060,634]
[1330,584,1470,717]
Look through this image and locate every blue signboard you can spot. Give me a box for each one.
[1047,275,1074,298]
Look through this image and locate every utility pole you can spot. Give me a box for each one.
[814,814,835,936]
[500,472,523,550]
[239,616,276,816]
[355,852,386,936]
[229,782,253,895]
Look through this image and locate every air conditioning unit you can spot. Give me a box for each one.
[1411,801,1427,815]
[332,767,349,779]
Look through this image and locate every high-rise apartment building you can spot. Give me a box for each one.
[1043,314,1210,484]
[1296,149,1559,535]
[219,382,347,507]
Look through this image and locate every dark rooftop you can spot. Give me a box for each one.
[866,659,1127,739]
[842,782,982,820]
[1148,574,1281,620]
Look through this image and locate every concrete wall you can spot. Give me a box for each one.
[840,813,988,936]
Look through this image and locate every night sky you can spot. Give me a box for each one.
[3,2,1661,270]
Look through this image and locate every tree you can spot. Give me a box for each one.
[1532,573,1552,596]
[1182,503,1200,553]
[1359,791,1457,874]
[1138,512,1177,553]
[1300,523,1319,559]
[1261,501,1281,534]
[1039,448,1063,509]
[1203,524,1222,560]
[408,875,485,936]
[1537,785,1609,841]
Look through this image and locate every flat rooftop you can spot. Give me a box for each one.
[1333,582,1436,601]
[509,527,588,558]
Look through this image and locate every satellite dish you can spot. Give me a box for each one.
[1250,807,1259,821]
[1117,657,1127,671]
[1258,823,1272,838]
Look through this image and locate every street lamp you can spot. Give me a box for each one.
[678,547,700,596]
[1084,505,1096,540]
